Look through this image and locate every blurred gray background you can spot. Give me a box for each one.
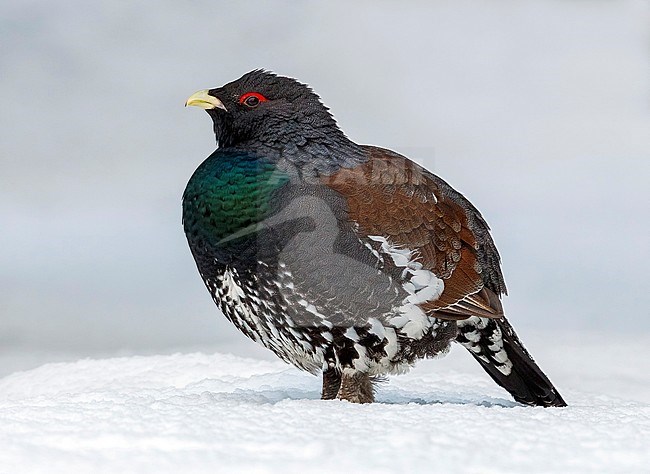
[1,1,649,375]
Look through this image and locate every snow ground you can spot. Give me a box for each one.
[0,334,649,474]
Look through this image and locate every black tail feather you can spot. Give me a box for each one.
[456,317,567,407]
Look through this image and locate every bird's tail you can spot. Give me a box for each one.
[456,316,567,407]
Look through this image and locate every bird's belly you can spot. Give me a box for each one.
[205,264,328,373]
[204,261,458,375]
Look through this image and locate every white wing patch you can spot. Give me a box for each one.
[404,269,445,304]
[367,235,414,267]
[368,235,445,339]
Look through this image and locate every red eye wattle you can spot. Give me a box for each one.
[239,92,268,107]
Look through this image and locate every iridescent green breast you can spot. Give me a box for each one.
[182,150,289,248]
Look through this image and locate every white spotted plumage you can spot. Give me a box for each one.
[206,255,453,378]
[367,235,445,340]
[209,266,325,373]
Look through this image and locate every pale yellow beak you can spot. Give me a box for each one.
[185,90,227,111]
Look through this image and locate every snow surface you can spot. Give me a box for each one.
[1,341,649,474]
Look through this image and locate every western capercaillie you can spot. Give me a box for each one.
[183,70,566,407]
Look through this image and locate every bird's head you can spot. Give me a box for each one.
[186,70,342,149]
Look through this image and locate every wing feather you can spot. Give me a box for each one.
[322,146,506,320]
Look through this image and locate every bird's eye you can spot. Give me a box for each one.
[239,92,268,108]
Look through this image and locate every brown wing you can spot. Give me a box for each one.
[322,146,504,320]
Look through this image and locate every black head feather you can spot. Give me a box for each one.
[205,70,342,148]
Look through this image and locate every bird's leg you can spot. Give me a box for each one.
[321,367,342,400]
[336,369,374,403]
